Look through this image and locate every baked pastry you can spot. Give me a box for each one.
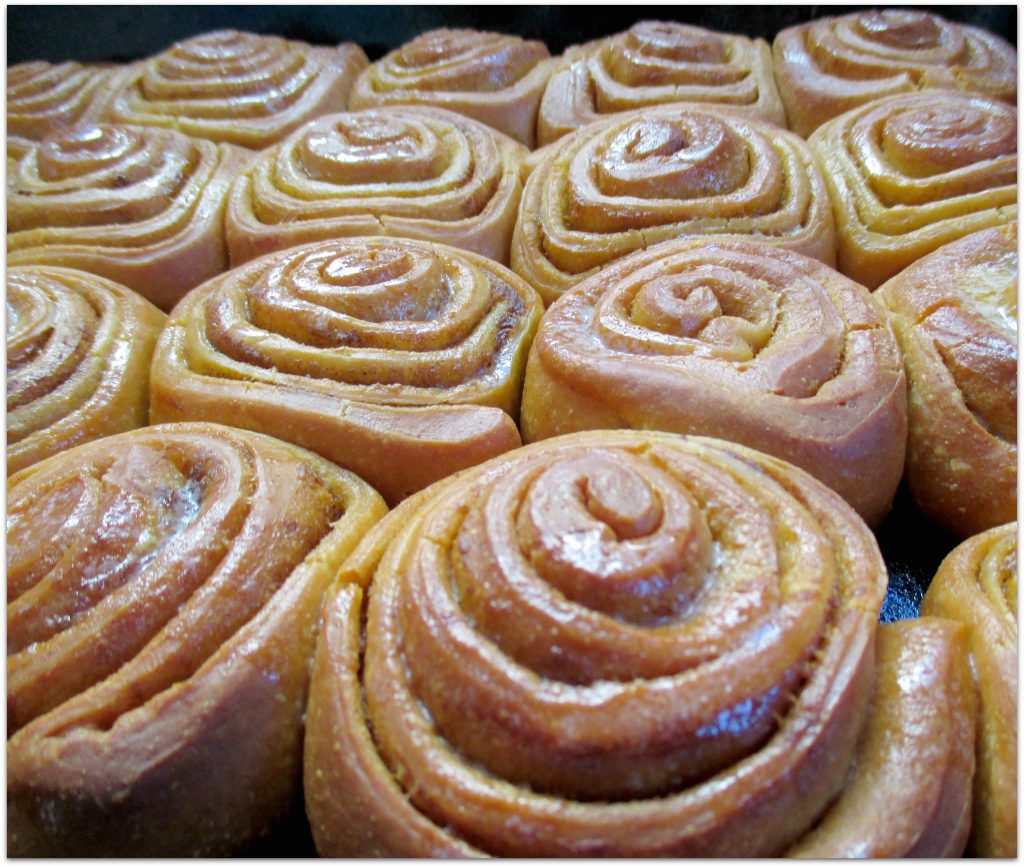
[7,265,167,476]
[809,90,1017,289]
[226,106,528,266]
[774,9,1017,137]
[7,422,387,856]
[103,29,368,149]
[149,236,542,505]
[877,224,1017,537]
[921,522,1018,858]
[537,20,786,146]
[511,104,836,307]
[519,237,906,525]
[303,429,972,857]
[7,60,131,160]
[349,28,555,147]
[7,123,252,311]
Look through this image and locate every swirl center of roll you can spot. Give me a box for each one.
[628,265,775,359]
[881,103,1017,176]
[36,124,135,181]
[625,21,727,64]
[514,452,712,624]
[857,10,942,48]
[298,114,444,184]
[596,117,747,199]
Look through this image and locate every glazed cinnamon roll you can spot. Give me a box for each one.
[7,265,166,476]
[877,224,1017,537]
[921,523,1018,858]
[774,9,1017,137]
[537,20,786,146]
[809,90,1017,289]
[519,237,904,525]
[7,60,131,160]
[226,106,528,266]
[349,28,555,147]
[149,237,542,505]
[103,29,368,149]
[303,429,972,857]
[7,423,387,856]
[512,104,836,307]
[7,123,251,311]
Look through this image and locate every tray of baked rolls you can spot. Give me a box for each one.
[6,4,1017,859]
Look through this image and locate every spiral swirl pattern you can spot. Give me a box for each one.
[7,265,166,476]
[349,28,555,147]
[774,9,1018,137]
[6,422,387,856]
[6,61,131,160]
[7,123,251,311]
[538,21,786,146]
[921,523,1018,857]
[519,237,906,525]
[303,430,895,856]
[102,29,369,149]
[226,107,528,266]
[511,104,836,306]
[810,91,1017,289]
[877,223,1017,537]
[150,237,542,505]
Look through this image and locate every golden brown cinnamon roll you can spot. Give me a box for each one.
[103,29,368,149]
[303,429,971,857]
[7,123,251,311]
[774,9,1017,137]
[226,106,528,266]
[149,237,542,505]
[349,28,555,147]
[809,90,1017,290]
[877,224,1017,537]
[512,104,836,307]
[519,237,904,525]
[6,60,131,160]
[921,523,1018,858]
[7,265,166,476]
[7,422,387,857]
[537,20,786,146]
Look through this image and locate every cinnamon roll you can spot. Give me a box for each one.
[7,60,131,160]
[7,123,251,311]
[7,423,387,856]
[774,9,1017,137]
[877,224,1017,537]
[149,237,542,505]
[226,106,528,266]
[538,20,786,146]
[921,522,1018,857]
[103,29,369,149]
[349,28,555,147]
[809,90,1017,289]
[303,429,972,857]
[519,237,905,525]
[511,104,836,307]
[7,265,166,476]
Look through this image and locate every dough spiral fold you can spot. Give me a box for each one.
[304,430,973,857]
[6,265,166,476]
[6,422,387,856]
[349,28,555,147]
[7,122,251,311]
[103,29,369,149]
[520,237,907,525]
[226,106,528,266]
[150,236,542,505]
[809,90,1017,289]
[511,104,836,306]
[774,9,1017,137]
[538,20,786,146]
